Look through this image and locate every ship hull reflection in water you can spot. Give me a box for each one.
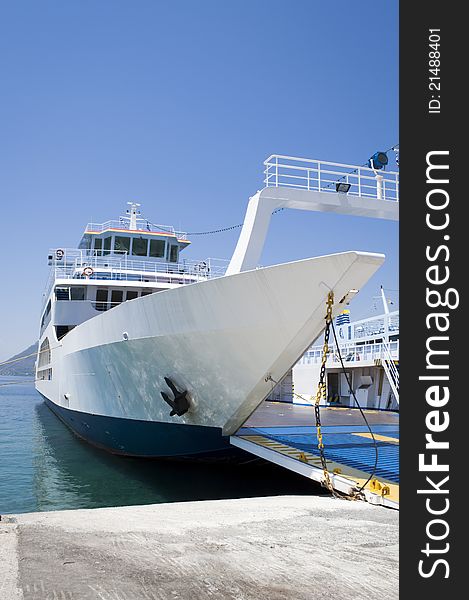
[30,400,317,513]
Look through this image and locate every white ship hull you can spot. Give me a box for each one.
[36,251,384,457]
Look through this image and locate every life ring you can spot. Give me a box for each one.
[56,249,64,260]
[197,261,207,271]
[82,266,94,278]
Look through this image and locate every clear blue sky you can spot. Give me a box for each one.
[0,0,398,360]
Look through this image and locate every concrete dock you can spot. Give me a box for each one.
[1,495,398,600]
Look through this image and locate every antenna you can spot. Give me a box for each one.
[127,202,141,230]
[380,285,390,315]
[372,286,393,314]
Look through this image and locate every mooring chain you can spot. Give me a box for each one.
[314,291,336,495]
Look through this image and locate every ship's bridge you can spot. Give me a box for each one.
[41,203,228,334]
[78,203,190,265]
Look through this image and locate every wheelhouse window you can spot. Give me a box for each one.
[114,236,130,254]
[169,245,179,263]
[94,238,103,255]
[95,289,109,311]
[81,234,92,251]
[132,237,148,256]
[125,290,138,301]
[150,239,166,258]
[111,290,124,306]
[103,236,112,256]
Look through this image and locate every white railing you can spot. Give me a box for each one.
[336,311,399,344]
[43,249,228,306]
[300,340,399,366]
[84,219,188,240]
[264,155,399,202]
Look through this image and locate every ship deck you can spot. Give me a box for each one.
[231,401,399,509]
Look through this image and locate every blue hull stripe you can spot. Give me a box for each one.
[43,397,234,458]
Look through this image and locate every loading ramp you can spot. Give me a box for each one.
[231,402,399,509]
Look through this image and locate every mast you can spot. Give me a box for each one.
[380,285,390,315]
[380,285,390,343]
[127,202,141,231]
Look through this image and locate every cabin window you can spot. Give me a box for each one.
[141,290,152,296]
[126,290,138,301]
[111,290,124,306]
[94,238,103,255]
[103,236,112,256]
[40,300,52,332]
[95,289,109,311]
[38,338,51,368]
[132,237,148,256]
[150,239,166,258]
[55,287,70,301]
[169,245,179,263]
[70,286,85,301]
[55,325,74,341]
[37,367,52,381]
[114,236,130,254]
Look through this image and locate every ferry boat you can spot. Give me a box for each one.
[35,155,398,458]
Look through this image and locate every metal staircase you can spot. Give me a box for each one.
[379,341,399,405]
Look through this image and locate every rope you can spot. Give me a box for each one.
[186,223,243,236]
[0,347,46,368]
[186,207,287,236]
[0,345,61,374]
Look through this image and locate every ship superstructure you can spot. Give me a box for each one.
[38,203,223,351]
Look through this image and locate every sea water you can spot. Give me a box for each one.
[0,377,315,514]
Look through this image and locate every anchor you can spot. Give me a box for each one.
[160,377,191,417]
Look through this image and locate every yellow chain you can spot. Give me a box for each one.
[314,291,335,494]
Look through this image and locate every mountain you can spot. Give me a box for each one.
[0,342,38,377]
